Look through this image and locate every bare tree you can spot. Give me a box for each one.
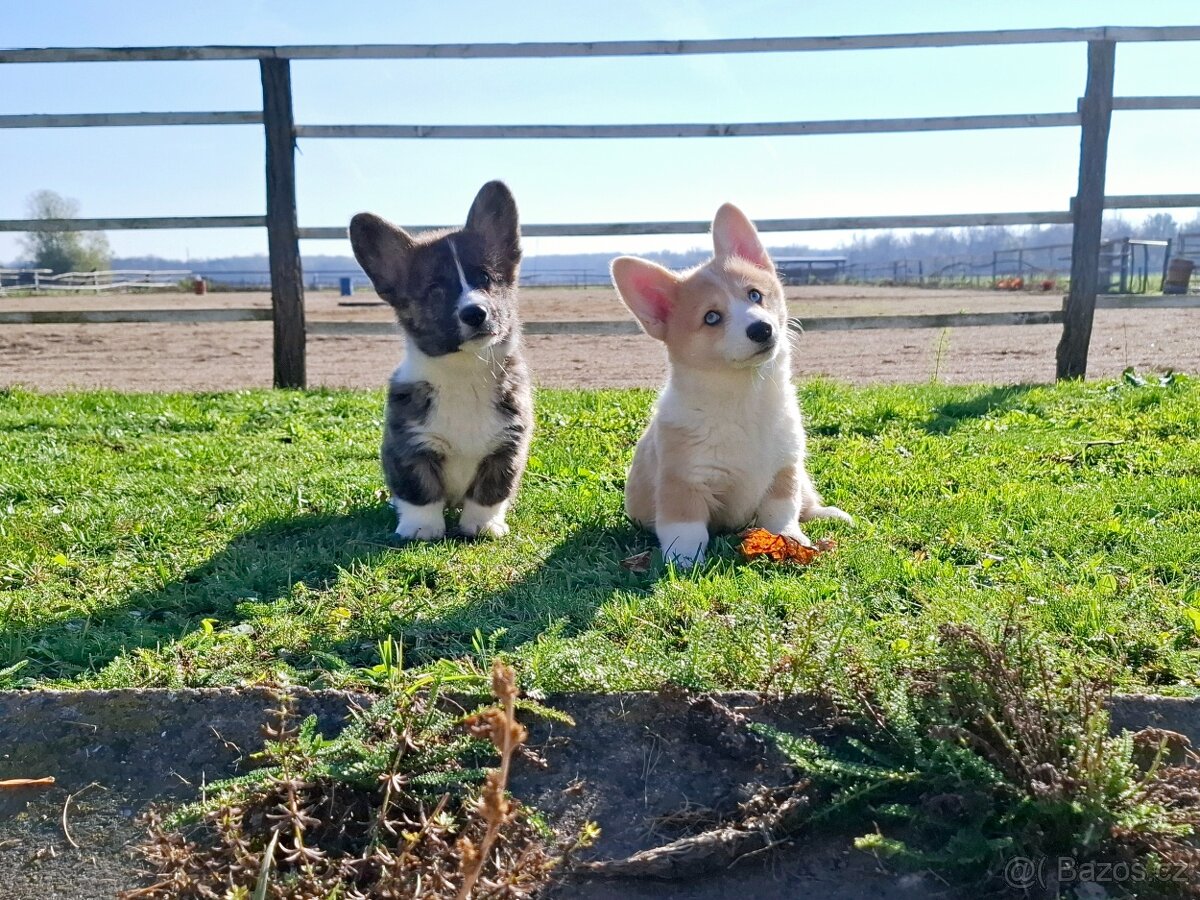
[19,190,111,274]
[1135,212,1179,240]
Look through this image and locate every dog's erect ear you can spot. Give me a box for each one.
[611,256,679,341]
[465,180,521,267]
[712,203,772,269]
[349,213,416,297]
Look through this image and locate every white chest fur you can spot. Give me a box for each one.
[658,362,805,528]
[392,345,509,504]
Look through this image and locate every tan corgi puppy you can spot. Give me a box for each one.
[611,203,850,568]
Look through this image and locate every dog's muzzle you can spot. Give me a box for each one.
[459,303,488,329]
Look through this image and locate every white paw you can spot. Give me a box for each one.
[393,499,446,541]
[756,505,803,537]
[665,545,705,569]
[395,520,446,541]
[783,527,815,547]
[459,500,510,539]
[459,517,510,539]
[658,522,709,570]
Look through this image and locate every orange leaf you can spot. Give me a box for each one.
[0,777,55,789]
[739,528,833,565]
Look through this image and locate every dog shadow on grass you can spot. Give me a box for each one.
[0,505,396,683]
[318,521,651,675]
[1,503,649,685]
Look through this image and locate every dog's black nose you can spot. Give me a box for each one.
[746,321,773,344]
[459,304,488,328]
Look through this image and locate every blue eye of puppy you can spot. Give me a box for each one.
[748,289,763,304]
[704,311,722,326]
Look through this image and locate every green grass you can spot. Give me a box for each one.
[1,376,1198,694]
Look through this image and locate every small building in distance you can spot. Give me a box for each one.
[774,256,848,285]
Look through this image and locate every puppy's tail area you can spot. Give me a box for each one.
[803,504,853,524]
[797,469,853,524]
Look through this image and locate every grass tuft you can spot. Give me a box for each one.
[124,662,596,899]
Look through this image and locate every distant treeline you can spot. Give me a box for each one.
[833,212,1200,271]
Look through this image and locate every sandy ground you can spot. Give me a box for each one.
[1,286,1196,391]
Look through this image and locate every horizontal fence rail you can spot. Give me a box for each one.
[0,111,262,128]
[6,295,1197,332]
[0,216,265,232]
[1096,193,1200,209]
[3,26,1200,64]
[5,199,1190,238]
[298,211,1077,240]
[0,308,273,325]
[0,101,1186,135]
[294,112,1081,140]
[1108,96,1200,111]
[2,26,1197,385]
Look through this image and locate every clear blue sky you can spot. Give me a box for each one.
[2,0,1197,263]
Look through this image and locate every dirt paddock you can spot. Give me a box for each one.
[1,285,1196,391]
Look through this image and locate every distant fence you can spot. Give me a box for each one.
[856,234,1174,291]
[0,267,189,294]
[1,26,1199,384]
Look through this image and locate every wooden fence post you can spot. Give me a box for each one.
[1056,40,1115,380]
[260,57,306,388]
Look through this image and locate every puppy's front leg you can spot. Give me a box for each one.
[384,448,447,541]
[756,463,812,546]
[656,465,711,569]
[383,383,446,541]
[461,442,524,539]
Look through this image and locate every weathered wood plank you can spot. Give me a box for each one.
[1058,40,1116,381]
[0,309,272,325]
[4,297,1193,331]
[277,29,1115,58]
[6,27,1200,64]
[307,302,1198,338]
[1094,295,1200,311]
[0,46,274,63]
[299,210,1074,242]
[1102,193,1200,209]
[304,311,1076,337]
[295,112,1079,140]
[795,311,1064,331]
[0,111,262,129]
[1103,25,1200,42]
[1111,96,1200,111]
[0,216,265,232]
[260,58,306,389]
[7,198,1188,242]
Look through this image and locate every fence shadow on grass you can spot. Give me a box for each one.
[0,505,395,682]
[920,384,1037,435]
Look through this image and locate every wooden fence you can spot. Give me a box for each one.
[1,26,1198,386]
[0,268,190,294]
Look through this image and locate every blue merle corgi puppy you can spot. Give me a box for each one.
[349,181,533,541]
